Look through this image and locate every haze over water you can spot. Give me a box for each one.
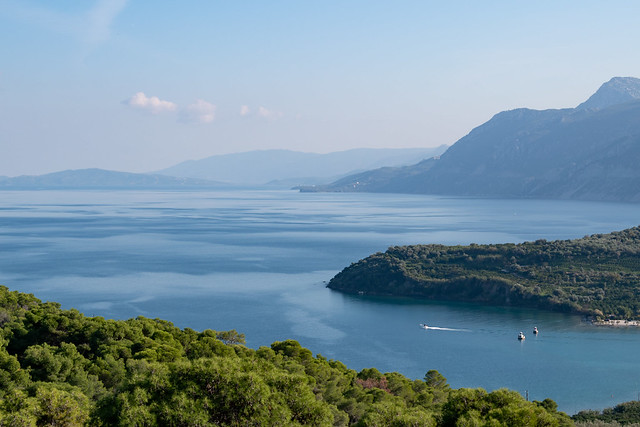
[2,189,640,413]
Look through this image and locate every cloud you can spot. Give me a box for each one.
[238,105,284,120]
[180,99,216,124]
[123,93,216,123]
[124,92,177,114]
[85,0,129,44]
[257,106,284,120]
[3,0,128,45]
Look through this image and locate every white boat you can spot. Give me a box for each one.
[518,331,525,340]
[419,323,429,329]
[533,327,538,334]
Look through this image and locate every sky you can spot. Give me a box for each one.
[1,1,640,176]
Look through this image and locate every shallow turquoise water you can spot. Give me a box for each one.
[1,189,640,413]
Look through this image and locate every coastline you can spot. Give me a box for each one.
[590,319,640,327]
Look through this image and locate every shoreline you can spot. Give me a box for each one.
[589,319,640,327]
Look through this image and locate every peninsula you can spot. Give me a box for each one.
[328,226,640,321]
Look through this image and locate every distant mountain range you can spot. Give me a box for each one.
[155,147,448,186]
[304,77,640,203]
[0,169,225,190]
[0,147,448,190]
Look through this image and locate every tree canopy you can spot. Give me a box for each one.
[329,226,640,320]
[0,286,575,425]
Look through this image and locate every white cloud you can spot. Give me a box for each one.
[180,99,216,124]
[257,106,284,120]
[239,105,284,119]
[124,92,177,114]
[124,93,216,124]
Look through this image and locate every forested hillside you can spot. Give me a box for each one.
[0,286,573,425]
[328,227,640,320]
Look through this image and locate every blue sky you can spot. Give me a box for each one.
[1,1,640,176]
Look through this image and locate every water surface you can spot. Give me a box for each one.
[1,189,640,413]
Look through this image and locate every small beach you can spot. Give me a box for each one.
[592,319,640,327]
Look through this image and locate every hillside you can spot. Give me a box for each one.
[0,169,225,190]
[307,77,640,202]
[156,147,448,186]
[0,286,572,425]
[328,226,640,320]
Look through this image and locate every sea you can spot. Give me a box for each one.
[1,189,640,414]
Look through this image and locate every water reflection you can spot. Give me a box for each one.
[1,189,640,413]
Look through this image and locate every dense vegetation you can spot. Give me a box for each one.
[573,401,640,426]
[328,227,640,320]
[0,286,575,425]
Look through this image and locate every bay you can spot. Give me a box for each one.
[1,189,640,414]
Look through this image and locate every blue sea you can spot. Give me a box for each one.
[2,189,640,414]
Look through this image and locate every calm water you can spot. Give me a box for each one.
[1,189,640,413]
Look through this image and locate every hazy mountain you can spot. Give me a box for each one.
[0,169,225,189]
[308,77,640,202]
[577,76,640,110]
[156,147,448,185]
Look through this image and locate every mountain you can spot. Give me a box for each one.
[156,147,448,186]
[306,77,640,202]
[577,76,640,110]
[0,168,225,189]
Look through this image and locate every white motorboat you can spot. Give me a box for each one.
[518,331,525,340]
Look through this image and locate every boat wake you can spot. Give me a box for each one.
[420,324,470,332]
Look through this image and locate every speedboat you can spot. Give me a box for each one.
[518,331,525,340]
[419,324,429,329]
[533,327,538,335]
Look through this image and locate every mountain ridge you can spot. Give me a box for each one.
[577,76,640,110]
[0,168,226,190]
[156,146,448,185]
[304,77,640,202]
[0,146,449,190]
